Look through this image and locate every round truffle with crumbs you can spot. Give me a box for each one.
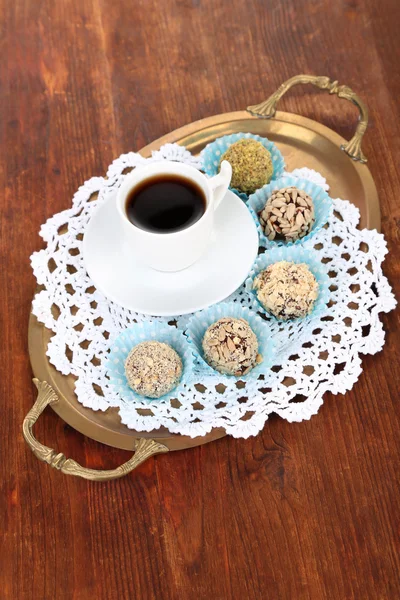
[253,261,318,320]
[220,139,273,194]
[202,317,261,376]
[124,341,182,398]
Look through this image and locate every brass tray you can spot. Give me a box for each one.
[24,75,380,480]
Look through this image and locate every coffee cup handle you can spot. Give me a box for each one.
[208,160,232,210]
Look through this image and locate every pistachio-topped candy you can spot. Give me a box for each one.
[220,139,273,194]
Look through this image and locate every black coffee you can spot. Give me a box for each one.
[125,174,206,233]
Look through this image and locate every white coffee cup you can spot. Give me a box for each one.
[116,160,232,272]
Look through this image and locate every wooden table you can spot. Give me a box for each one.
[1,0,399,598]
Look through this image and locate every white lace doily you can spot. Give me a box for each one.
[31,144,396,438]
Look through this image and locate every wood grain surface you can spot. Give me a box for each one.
[1,0,399,598]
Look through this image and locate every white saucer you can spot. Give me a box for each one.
[83,190,259,316]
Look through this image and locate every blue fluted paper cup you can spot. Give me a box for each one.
[107,323,195,402]
[245,246,331,321]
[248,175,333,247]
[200,133,285,201]
[187,301,276,380]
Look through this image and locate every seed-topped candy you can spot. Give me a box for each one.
[202,317,262,376]
[259,186,315,242]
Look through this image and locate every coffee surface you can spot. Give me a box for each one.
[125,174,206,233]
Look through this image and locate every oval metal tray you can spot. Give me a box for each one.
[25,76,380,480]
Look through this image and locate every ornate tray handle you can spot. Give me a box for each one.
[247,75,368,163]
[23,379,169,481]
